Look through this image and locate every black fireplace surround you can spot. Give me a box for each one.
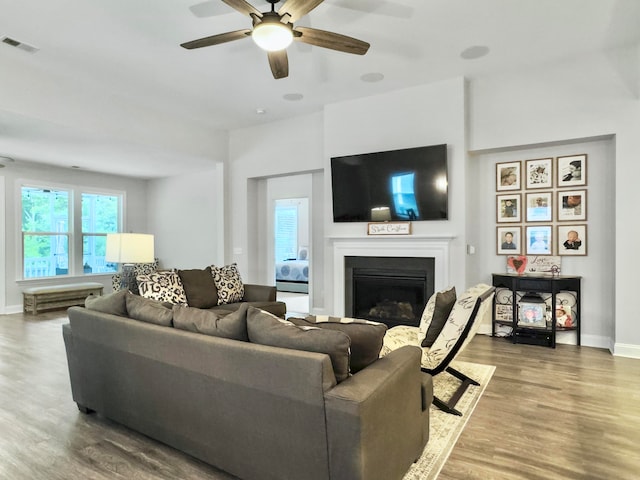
[345,256,435,329]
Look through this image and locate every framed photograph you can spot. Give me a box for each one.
[525,191,552,222]
[557,189,587,221]
[495,304,513,322]
[497,226,522,255]
[496,161,521,191]
[496,193,521,223]
[526,225,552,255]
[557,224,587,256]
[525,158,553,189]
[518,302,547,328]
[557,154,587,187]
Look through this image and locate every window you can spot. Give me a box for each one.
[82,193,119,274]
[274,201,298,262]
[21,185,122,279]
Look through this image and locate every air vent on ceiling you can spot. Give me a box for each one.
[1,36,39,53]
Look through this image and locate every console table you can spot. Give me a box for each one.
[491,273,581,348]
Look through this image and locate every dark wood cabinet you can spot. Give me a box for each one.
[492,273,581,348]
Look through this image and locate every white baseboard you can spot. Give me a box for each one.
[5,304,23,314]
[612,342,640,359]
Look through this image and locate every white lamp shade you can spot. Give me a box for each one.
[106,233,154,264]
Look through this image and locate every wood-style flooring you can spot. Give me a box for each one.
[1,311,639,479]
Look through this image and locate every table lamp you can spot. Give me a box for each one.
[106,233,155,292]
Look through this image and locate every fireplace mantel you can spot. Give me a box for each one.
[331,234,455,317]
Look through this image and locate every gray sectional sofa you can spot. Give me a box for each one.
[63,296,432,480]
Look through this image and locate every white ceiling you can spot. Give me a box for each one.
[0,0,638,178]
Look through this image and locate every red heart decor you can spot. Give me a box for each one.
[507,256,528,275]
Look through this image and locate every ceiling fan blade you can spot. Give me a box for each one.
[267,50,289,79]
[294,26,369,55]
[278,0,325,23]
[180,29,251,49]
[221,0,262,18]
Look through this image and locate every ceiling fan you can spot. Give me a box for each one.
[180,0,370,79]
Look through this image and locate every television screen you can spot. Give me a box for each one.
[331,144,448,222]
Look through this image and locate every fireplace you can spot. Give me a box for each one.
[345,256,435,328]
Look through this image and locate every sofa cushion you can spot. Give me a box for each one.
[173,303,249,341]
[125,293,173,326]
[420,286,457,347]
[137,271,188,306]
[178,267,218,309]
[289,315,386,373]
[246,307,351,382]
[210,263,245,305]
[85,289,128,316]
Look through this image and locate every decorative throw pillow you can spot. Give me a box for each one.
[173,303,249,341]
[125,293,173,326]
[289,315,386,373]
[246,307,351,383]
[85,290,128,317]
[423,293,483,373]
[210,263,245,305]
[178,267,218,308]
[420,286,457,347]
[137,271,188,306]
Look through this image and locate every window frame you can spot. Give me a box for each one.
[18,179,124,281]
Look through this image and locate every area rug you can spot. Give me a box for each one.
[403,361,496,480]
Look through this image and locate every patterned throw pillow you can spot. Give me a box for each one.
[210,263,245,305]
[137,271,188,306]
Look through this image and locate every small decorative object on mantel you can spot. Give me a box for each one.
[367,221,411,236]
[507,255,562,276]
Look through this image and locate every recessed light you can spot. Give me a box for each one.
[256,108,266,115]
[360,72,384,83]
[283,93,304,101]
[460,45,490,60]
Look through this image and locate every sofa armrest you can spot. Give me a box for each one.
[324,345,430,480]
[242,284,277,302]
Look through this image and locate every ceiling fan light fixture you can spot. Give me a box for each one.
[252,19,293,52]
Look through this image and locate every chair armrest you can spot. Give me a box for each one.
[242,284,277,302]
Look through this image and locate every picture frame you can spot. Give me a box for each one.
[557,189,587,221]
[497,226,522,255]
[525,191,552,222]
[557,224,587,256]
[496,161,521,191]
[496,193,521,223]
[557,154,587,187]
[518,302,547,328]
[525,225,552,255]
[367,221,411,235]
[495,304,513,322]
[525,158,553,189]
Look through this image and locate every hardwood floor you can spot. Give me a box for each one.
[1,310,639,479]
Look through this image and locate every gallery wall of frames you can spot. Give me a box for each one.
[495,154,587,256]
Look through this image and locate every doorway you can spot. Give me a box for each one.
[274,197,309,295]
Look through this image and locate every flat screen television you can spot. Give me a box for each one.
[331,144,448,222]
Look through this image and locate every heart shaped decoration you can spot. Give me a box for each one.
[507,255,528,275]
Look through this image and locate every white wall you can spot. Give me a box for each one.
[0,161,148,312]
[147,165,225,270]
[468,138,615,347]
[227,112,325,279]
[468,48,640,355]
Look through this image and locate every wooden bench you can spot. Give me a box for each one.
[23,282,104,314]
